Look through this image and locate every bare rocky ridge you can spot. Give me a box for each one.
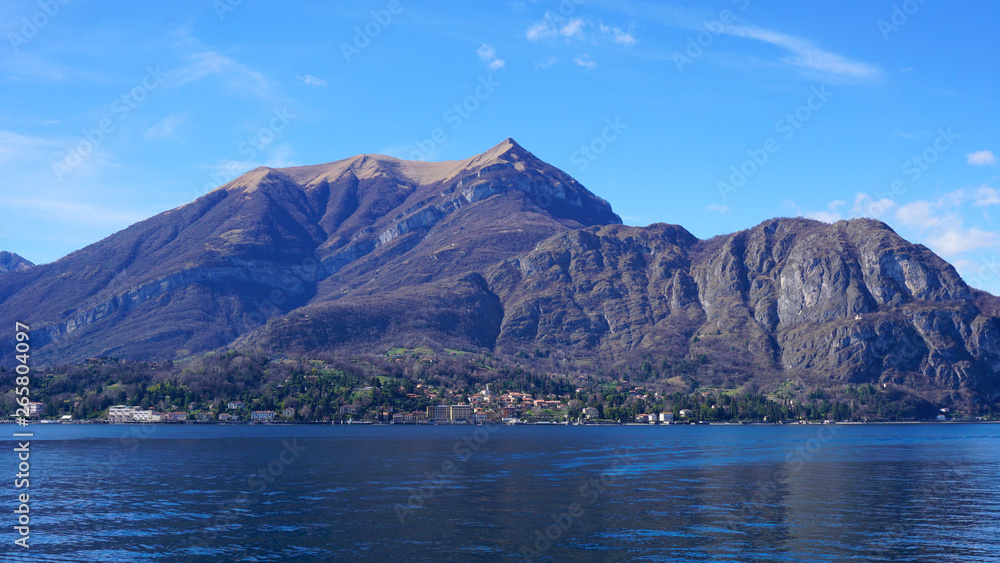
[0,140,997,405]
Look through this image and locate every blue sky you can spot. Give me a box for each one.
[2,0,999,293]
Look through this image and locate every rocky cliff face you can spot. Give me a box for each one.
[483,217,1000,401]
[0,140,996,404]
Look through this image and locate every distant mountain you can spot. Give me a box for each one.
[1,139,997,405]
[0,251,33,273]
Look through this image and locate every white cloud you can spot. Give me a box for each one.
[172,51,268,90]
[966,150,997,166]
[477,44,506,70]
[0,130,62,164]
[926,227,999,256]
[296,74,328,87]
[535,56,558,70]
[144,113,186,140]
[718,24,881,80]
[851,193,897,218]
[974,186,1000,207]
[599,23,637,46]
[527,14,586,41]
[588,3,878,80]
[894,200,941,229]
[573,54,596,69]
[804,199,846,223]
[526,12,635,47]
[706,204,728,214]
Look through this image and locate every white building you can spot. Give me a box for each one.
[27,402,46,417]
[582,407,599,419]
[659,412,674,423]
[108,405,140,422]
[251,410,275,421]
[227,401,246,410]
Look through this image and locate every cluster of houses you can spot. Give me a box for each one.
[388,384,577,424]
[106,403,297,423]
[634,412,677,424]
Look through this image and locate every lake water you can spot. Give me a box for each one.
[3,423,999,562]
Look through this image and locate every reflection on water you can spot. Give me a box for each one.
[4,423,999,562]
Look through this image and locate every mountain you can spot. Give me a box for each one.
[0,251,33,273]
[1,139,998,405]
[0,139,618,363]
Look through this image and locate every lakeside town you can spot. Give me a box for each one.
[4,349,995,425]
[9,383,986,426]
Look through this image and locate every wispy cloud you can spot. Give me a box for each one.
[0,130,63,163]
[296,74,328,87]
[590,1,878,80]
[476,44,506,70]
[525,12,635,47]
[172,51,268,88]
[144,113,186,140]
[967,150,996,166]
[534,56,558,70]
[717,24,880,80]
[706,204,729,214]
[573,54,596,69]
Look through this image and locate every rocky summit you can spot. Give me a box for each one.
[1,139,997,405]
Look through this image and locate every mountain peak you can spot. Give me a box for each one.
[0,251,34,273]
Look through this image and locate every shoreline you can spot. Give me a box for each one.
[2,420,996,426]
